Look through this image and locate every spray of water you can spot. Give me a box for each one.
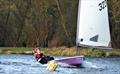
[82,60,106,69]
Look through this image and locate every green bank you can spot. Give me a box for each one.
[0,47,120,57]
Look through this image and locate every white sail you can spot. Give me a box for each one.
[76,0,111,48]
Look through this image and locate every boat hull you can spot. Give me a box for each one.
[55,56,84,66]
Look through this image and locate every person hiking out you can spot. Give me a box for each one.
[33,47,54,64]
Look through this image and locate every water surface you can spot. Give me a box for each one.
[0,54,120,74]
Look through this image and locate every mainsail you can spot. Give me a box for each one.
[76,0,111,49]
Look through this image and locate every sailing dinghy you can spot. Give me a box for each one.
[47,0,111,70]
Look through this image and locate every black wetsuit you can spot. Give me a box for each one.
[37,53,54,64]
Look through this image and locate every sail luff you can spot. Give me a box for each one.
[76,0,81,46]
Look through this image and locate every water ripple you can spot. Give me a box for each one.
[0,61,31,66]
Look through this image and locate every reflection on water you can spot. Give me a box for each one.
[0,54,120,74]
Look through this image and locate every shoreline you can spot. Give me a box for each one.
[0,47,120,57]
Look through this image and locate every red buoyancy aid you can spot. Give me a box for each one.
[34,53,43,59]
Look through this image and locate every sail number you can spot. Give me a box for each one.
[98,0,107,11]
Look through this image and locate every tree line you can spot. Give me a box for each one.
[0,0,120,48]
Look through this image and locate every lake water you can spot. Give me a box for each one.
[0,54,120,74]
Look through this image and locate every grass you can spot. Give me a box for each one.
[0,47,120,57]
[0,47,33,55]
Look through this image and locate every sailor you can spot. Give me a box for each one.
[33,47,54,64]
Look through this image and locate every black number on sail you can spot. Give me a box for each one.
[98,0,107,11]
